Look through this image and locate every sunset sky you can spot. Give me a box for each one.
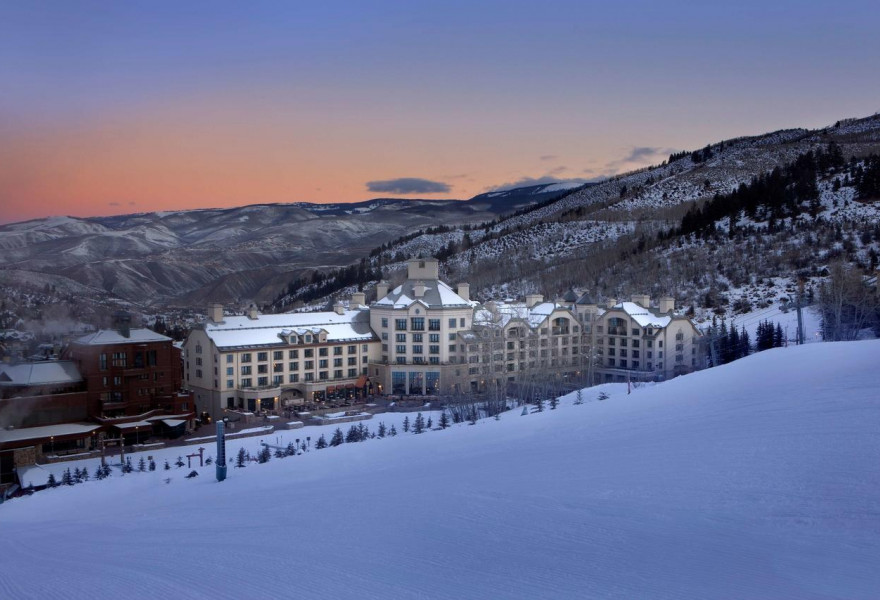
[1,0,878,224]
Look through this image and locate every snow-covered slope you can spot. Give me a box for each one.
[1,340,878,599]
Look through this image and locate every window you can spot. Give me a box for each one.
[241,353,252,363]
[413,333,423,343]
[112,352,127,367]
[289,374,299,383]
[362,344,369,352]
[430,345,440,354]
[319,347,328,357]
[257,352,268,362]
[195,357,202,366]
[348,357,356,366]
[258,376,268,386]
[305,360,314,370]
[395,318,407,330]
[226,354,234,363]
[241,377,252,387]
[632,339,640,348]
[257,364,268,374]
[226,379,234,388]
[334,369,343,379]
[412,345,423,354]
[333,358,343,367]
[429,357,439,365]
[288,349,299,359]
[449,344,456,353]
[241,366,252,375]
[319,359,328,369]
[632,328,640,336]
[633,350,640,358]
[348,368,357,377]
[382,318,389,328]
[449,318,456,328]
[273,375,283,385]
[396,345,406,354]
[226,367,233,376]
[348,345,356,354]
[334,346,343,356]
[396,333,406,342]
[429,334,439,343]
[319,371,328,380]
[411,317,425,331]
[429,319,440,331]
[305,373,314,382]
[195,344,202,354]
[382,332,388,341]
[273,351,283,360]
[289,362,298,371]
[304,349,314,358]
[460,318,465,327]
[448,333,456,341]
[361,356,368,363]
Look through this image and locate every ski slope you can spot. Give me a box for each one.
[1,341,879,599]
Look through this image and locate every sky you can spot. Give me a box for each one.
[1,1,879,224]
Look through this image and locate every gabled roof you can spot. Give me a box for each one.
[0,360,82,387]
[203,309,376,349]
[375,279,472,309]
[607,302,673,328]
[473,301,572,329]
[73,328,172,346]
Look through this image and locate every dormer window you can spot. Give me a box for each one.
[305,334,312,343]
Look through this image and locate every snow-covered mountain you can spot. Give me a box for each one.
[1,339,877,599]
[0,189,566,310]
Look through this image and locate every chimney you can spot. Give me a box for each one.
[413,281,426,298]
[631,294,650,308]
[351,292,366,307]
[457,282,470,301]
[525,294,543,308]
[376,281,389,300]
[606,298,618,309]
[334,301,345,315]
[247,305,259,320]
[113,311,131,338]
[208,303,224,323]
[658,297,675,313]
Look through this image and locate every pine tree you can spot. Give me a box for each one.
[389,424,398,436]
[164,459,171,471]
[286,442,297,456]
[533,397,544,412]
[774,323,785,347]
[257,446,271,463]
[315,434,328,449]
[413,413,425,434]
[346,425,360,443]
[549,396,559,410]
[138,457,146,472]
[439,412,449,429]
[330,428,344,447]
[357,423,369,441]
[47,473,58,488]
[149,458,156,471]
[426,416,433,429]
[574,388,584,405]
[73,467,83,483]
[377,422,387,438]
[403,416,410,433]
[235,447,247,468]
[123,457,133,474]
[274,447,284,459]
[597,391,609,401]
[80,466,89,481]
[61,468,73,486]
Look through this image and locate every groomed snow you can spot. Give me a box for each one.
[1,341,879,599]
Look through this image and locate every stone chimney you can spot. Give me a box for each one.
[606,298,618,309]
[407,258,439,280]
[351,292,366,307]
[113,311,131,338]
[525,294,543,308]
[631,294,651,308]
[247,304,259,320]
[334,301,345,315]
[208,303,224,323]
[413,281,426,298]
[376,281,389,300]
[658,297,675,313]
[457,283,470,301]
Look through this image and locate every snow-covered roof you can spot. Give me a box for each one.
[375,279,472,309]
[473,301,571,329]
[112,420,154,430]
[73,328,172,346]
[0,423,99,444]
[204,309,376,349]
[0,360,82,387]
[608,302,673,328]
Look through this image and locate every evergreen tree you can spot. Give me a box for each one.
[257,446,271,463]
[47,473,58,488]
[330,428,344,447]
[413,413,425,434]
[286,442,297,456]
[122,457,133,474]
[345,425,360,443]
[597,391,609,401]
[148,458,156,471]
[164,459,171,471]
[426,416,433,429]
[357,423,369,441]
[533,397,544,412]
[389,424,398,436]
[235,447,247,468]
[774,323,785,347]
[138,457,146,472]
[315,434,328,450]
[73,467,83,483]
[175,456,185,468]
[61,468,73,486]
[80,466,89,481]
[439,412,450,429]
[403,416,410,433]
[574,388,584,405]
[274,447,285,459]
[549,396,559,410]
[377,422,387,438]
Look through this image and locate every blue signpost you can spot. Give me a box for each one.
[216,421,227,482]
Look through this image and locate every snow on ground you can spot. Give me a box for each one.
[2,341,879,599]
